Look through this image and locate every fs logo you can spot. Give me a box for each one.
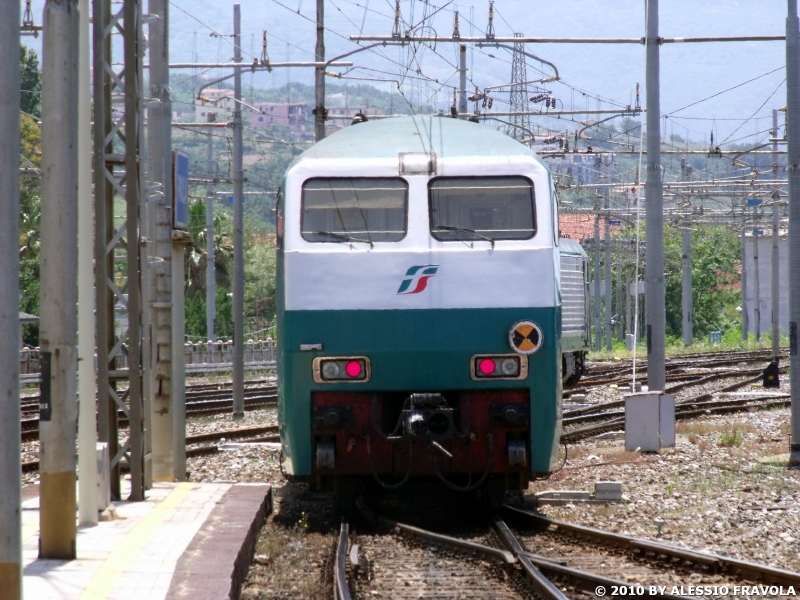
[397,265,439,295]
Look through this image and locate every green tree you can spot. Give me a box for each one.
[183,198,235,339]
[20,46,42,118]
[244,240,277,335]
[19,111,42,345]
[663,225,740,338]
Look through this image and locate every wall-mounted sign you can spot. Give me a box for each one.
[173,150,189,230]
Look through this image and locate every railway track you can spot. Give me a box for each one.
[333,498,800,599]
[578,349,786,387]
[502,505,800,598]
[21,424,280,473]
[20,386,277,442]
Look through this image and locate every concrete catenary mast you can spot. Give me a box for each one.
[786,0,800,464]
[0,1,22,595]
[39,0,80,558]
[645,0,666,391]
[232,4,245,418]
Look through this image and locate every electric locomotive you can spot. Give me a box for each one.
[276,116,563,500]
[559,238,590,386]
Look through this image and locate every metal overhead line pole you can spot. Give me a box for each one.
[682,221,693,346]
[594,215,601,352]
[786,0,800,465]
[93,0,145,501]
[754,209,761,342]
[458,44,468,116]
[741,223,749,342]
[148,0,175,481]
[645,0,666,391]
[40,0,79,558]
[0,0,22,593]
[772,108,781,361]
[315,0,326,140]
[77,0,98,526]
[604,202,612,352]
[206,115,217,342]
[233,4,245,418]
[509,34,531,141]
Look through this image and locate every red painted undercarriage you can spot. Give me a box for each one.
[311,390,531,489]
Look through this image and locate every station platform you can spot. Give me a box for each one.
[21,481,272,600]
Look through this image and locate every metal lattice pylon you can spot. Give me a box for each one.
[509,33,531,141]
[92,0,145,501]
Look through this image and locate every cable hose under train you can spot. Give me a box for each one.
[428,434,494,493]
[366,435,414,490]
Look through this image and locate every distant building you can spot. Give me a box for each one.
[249,102,309,133]
[560,213,606,243]
[742,230,789,334]
[195,89,236,122]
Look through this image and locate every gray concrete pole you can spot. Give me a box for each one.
[0,0,22,592]
[206,118,216,342]
[458,44,468,116]
[233,4,245,418]
[645,0,666,391]
[148,0,175,480]
[604,210,612,351]
[682,224,693,346]
[754,209,761,342]
[594,217,601,352]
[786,0,800,464]
[625,271,632,339]
[616,258,624,342]
[742,225,749,341]
[773,108,781,360]
[40,0,79,558]
[314,0,326,141]
[77,0,98,526]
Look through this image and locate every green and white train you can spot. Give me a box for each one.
[275,116,589,499]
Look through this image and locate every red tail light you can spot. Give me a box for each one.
[471,354,528,380]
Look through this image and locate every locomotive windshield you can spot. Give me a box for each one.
[301,178,408,243]
[429,176,536,242]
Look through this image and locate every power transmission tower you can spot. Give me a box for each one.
[508,33,531,141]
[93,0,146,501]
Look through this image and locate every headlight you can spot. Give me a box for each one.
[322,361,341,379]
[313,356,371,383]
[500,357,520,376]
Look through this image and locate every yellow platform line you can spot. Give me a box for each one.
[79,483,195,600]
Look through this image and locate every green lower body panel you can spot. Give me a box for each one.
[277,307,562,478]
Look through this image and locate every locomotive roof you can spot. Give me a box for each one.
[294,116,545,163]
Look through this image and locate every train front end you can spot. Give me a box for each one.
[276,117,562,495]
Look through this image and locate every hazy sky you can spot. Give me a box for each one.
[22,0,790,145]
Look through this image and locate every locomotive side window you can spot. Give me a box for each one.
[301,178,408,243]
[428,176,536,242]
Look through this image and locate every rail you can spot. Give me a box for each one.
[334,517,352,600]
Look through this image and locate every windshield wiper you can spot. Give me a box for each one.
[433,224,495,248]
[314,230,374,248]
